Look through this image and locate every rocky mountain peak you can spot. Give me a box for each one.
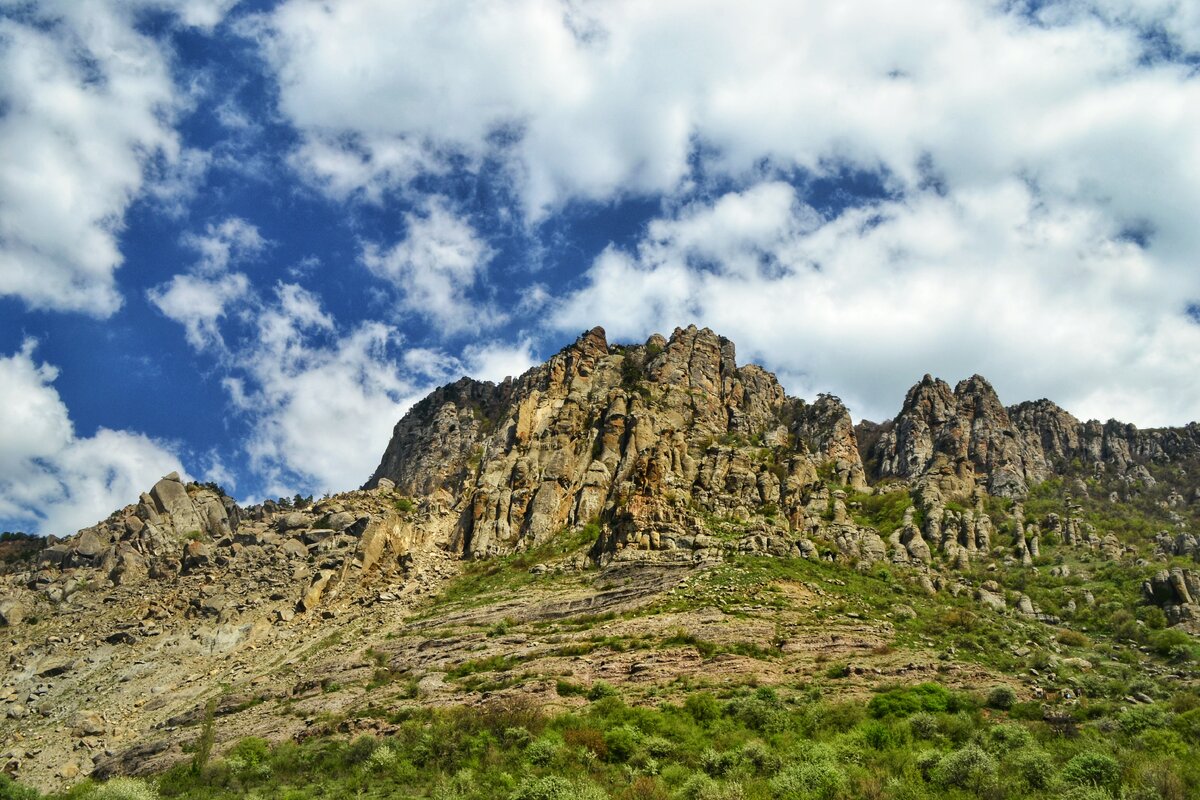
[3,324,1200,791]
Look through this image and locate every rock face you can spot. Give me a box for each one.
[367,326,873,564]
[1144,568,1200,632]
[864,376,1200,499]
[2,322,1200,791]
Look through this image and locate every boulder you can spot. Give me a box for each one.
[150,473,203,537]
[0,599,25,627]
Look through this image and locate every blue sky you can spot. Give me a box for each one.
[2,0,1199,535]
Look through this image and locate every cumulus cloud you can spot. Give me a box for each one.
[552,180,1200,427]
[254,0,1200,426]
[147,217,267,349]
[256,1,1200,237]
[361,198,503,334]
[0,341,187,536]
[192,281,534,499]
[0,1,233,316]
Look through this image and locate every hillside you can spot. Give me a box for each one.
[1,325,1198,799]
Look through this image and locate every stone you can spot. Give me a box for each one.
[73,530,105,559]
[36,657,72,677]
[181,540,213,574]
[281,539,309,559]
[150,474,203,537]
[277,513,309,532]
[0,599,25,627]
[71,710,105,737]
[976,587,1006,611]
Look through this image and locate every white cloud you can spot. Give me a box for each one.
[221,284,420,498]
[220,282,538,499]
[257,1,1200,236]
[462,339,537,385]
[147,217,267,349]
[552,180,1200,427]
[361,198,502,334]
[254,0,1200,426]
[0,341,187,536]
[148,271,251,350]
[183,217,269,275]
[0,1,234,316]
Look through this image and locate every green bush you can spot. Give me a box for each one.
[861,719,903,750]
[1176,708,1200,743]
[986,685,1017,710]
[510,776,605,800]
[1058,787,1113,800]
[1062,751,1121,794]
[868,683,953,718]
[932,744,997,791]
[699,748,740,777]
[725,694,791,733]
[907,712,939,740]
[587,681,618,701]
[0,775,39,800]
[603,725,640,763]
[771,760,849,800]
[1119,705,1171,735]
[525,737,561,766]
[684,692,720,723]
[739,740,781,773]
[987,722,1033,753]
[89,778,159,800]
[1010,748,1055,789]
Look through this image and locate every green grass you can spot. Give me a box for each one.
[415,522,602,614]
[24,681,1200,800]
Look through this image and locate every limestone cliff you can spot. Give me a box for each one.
[367,325,871,563]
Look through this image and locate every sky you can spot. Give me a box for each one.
[1,0,1199,536]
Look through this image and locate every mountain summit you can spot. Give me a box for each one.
[2,325,1198,792]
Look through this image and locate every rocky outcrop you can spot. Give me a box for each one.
[367,325,875,566]
[868,377,1200,499]
[1143,568,1200,633]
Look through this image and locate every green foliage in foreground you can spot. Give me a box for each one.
[17,683,1200,800]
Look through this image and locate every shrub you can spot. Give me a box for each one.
[1118,705,1171,735]
[510,777,605,800]
[987,722,1033,753]
[0,775,39,800]
[915,749,942,781]
[616,776,670,800]
[986,685,1017,710]
[1061,751,1121,793]
[739,740,781,773]
[526,737,561,766]
[771,761,849,800]
[564,727,607,759]
[861,719,902,750]
[1058,787,1113,800]
[587,681,618,701]
[365,744,396,770]
[1175,708,1200,743]
[89,778,159,800]
[699,748,740,777]
[932,744,997,791]
[678,775,746,800]
[908,713,939,740]
[1010,748,1055,789]
[643,736,676,759]
[868,683,953,718]
[684,692,721,723]
[604,725,641,763]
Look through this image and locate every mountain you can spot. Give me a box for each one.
[1,325,1198,797]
